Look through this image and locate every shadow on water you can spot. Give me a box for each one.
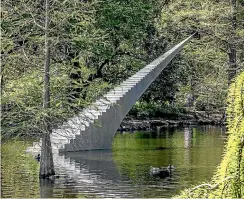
[1,125,226,198]
[40,179,55,198]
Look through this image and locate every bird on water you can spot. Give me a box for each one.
[150,165,175,178]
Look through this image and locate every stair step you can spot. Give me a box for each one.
[61,124,86,130]
[96,99,111,104]
[118,84,135,86]
[108,88,130,93]
[87,105,108,112]
[83,109,101,114]
[121,81,137,83]
[112,87,131,91]
[140,69,152,72]
[120,84,136,87]
[141,66,153,69]
[32,142,41,148]
[52,129,80,139]
[126,77,141,80]
[136,71,150,75]
[105,97,119,102]
[83,111,100,117]
[105,94,124,98]
[124,81,139,84]
[122,82,138,85]
[125,79,140,82]
[65,119,88,129]
[132,73,146,76]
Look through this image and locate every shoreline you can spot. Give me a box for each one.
[119,111,225,132]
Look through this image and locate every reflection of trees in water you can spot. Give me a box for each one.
[113,128,188,184]
[184,127,193,166]
[39,168,79,198]
[113,127,225,183]
[138,126,180,139]
[113,132,173,183]
[40,179,54,198]
[184,127,193,149]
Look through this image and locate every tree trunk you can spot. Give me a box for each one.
[40,0,55,179]
[39,124,55,178]
[228,0,237,84]
[228,45,237,83]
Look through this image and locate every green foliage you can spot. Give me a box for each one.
[160,0,243,112]
[94,0,166,84]
[129,101,184,119]
[140,56,188,103]
[1,0,166,137]
[175,72,244,198]
[2,0,243,139]
[1,63,112,137]
[218,71,244,197]
[1,0,109,138]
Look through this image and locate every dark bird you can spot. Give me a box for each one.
[35,154,41,162]
[150,165,175,178]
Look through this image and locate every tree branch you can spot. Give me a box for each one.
[28,10,45,30]
[190,176,233,192]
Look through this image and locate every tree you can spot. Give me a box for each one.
[1,0,103,178]
[92,0,177,105]
[160,0,244,111]
[1,0,166,138]
[80,0,166,91]
[40,0,55,179]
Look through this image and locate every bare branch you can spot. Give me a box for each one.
[26,7,45,30]
[22,48,41,67]
[190,176,233,192]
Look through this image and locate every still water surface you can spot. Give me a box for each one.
[1,125,226,198]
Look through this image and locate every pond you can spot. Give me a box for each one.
[1,125,226,198]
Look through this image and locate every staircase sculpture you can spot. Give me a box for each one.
[27,34,194,153]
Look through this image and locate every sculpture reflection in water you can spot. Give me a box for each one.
[33,126,225,198]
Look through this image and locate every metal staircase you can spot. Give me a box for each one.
[26,34,194,153]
